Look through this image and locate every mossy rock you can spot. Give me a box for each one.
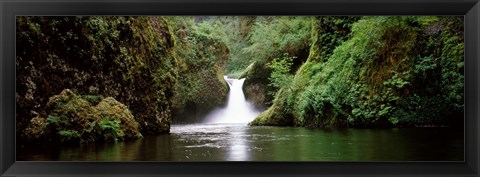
[241,61,274,109]
[249,104,293,126]
[96,97,143,140]
[23,117,50,141]
[16,17,178,137]
[45,89,99,140]
[25,89,143,143]
[170,20,230,123]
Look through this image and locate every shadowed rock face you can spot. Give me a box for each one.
[16,16,177,137]
[240,62,273,110]
[169,19,230,124]
[24,89,143,143]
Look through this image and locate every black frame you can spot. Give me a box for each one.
[1,0,479,176]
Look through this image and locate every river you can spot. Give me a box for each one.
[17,123,463,161]
[16,77,464,161]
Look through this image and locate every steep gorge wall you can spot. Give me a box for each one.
[251,16,464,128]
[16,16,178,139]
[240,17,313,110]
[169,18,230,123]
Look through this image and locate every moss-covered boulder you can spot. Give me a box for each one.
[23,89,142,143]
[96,97,143,140]
[240,61,273,110]
[45,89,100,142]
[249,95,293,126]
[23,117,49,141]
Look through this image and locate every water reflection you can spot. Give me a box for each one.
[137,135,174,161]
[227,125,250,161]
[17,124,464,161]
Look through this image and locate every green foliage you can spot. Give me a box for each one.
[249,88,295,126]
[81,95,104,105]
[99,117,121,130]
[166,17,230,121]
[195,20,229,44]
[252,16,464,128]
[23,89,143,143]
[415,16,440,26]
[440,17,464,113]
[244,17,312,63]
[239,17,313,107]
[226,70,244,79]
[272,16,363,127]
[240,60,275,108]
[99,117,124,141]
[176,17,313,109]
[17,16,178,136]
[207,16,257,74]
[314,16,361,62]
[17,15,465,140]
[267,54,295,95]
[383,72,410,89]
[46,115,61,125]
[58,130,81,142]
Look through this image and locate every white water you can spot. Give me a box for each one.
[204,76,260,124]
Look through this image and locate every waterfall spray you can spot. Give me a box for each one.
[204,76,260,124]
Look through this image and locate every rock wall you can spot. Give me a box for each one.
[16,16,178,139]
[169,18,230,123]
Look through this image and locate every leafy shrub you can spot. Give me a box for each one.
[166,17,230,122]
[58,130,81,142]
[267,54,295,95]
[251,16,464,128]
[99,117,124,142]
[23,89,142,143]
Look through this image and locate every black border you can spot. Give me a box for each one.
[1,0,479,176]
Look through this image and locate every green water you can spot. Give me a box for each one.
[17,123,464,161]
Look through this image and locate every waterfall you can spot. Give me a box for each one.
[204,76,260,124]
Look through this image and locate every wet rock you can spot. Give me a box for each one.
[23,117,49,141]
[16,17,177,137]
[96,97,143,140]
[24,89,143,143]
